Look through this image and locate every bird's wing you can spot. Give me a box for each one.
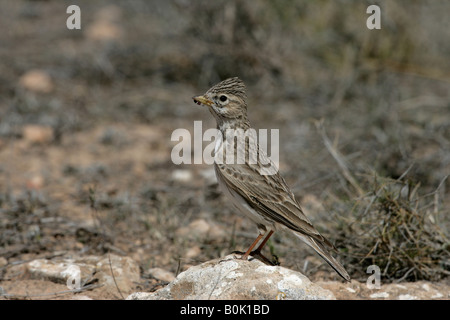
[215,160,335,250]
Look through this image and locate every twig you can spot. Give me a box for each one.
[315,120,365,197]
[175,257,182,277]
[396,163,414,181]
[0,252,66,273]
[393,267,416,283]
[0,284,103,299]
[89,186,125,299]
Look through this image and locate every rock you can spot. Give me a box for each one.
[71,295,94,300]
[171,169,193,183]
[22,125,54,144]
[175,219,209,237]
[175,218,226,240]
[301,193,326,216]
[209,226,226,240]
[317,280,449,300]
[19,69,54,93]
[25,254,140,295]
[126,255,335,300]
[200,168,217,185]
[26,258,96,286]
[369,292,390,299]
[184,246,202,259]
[147,268,176,283]
[85,5,123,42]
[85,20,123,42]
[94,255,140,294]
[26,175,45,189]
[95,5,123,22]
[0,257,7,268]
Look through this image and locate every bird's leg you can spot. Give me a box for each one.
[237,233,264,261]
[253,230,274,254]
[236,231,278,266]
[250,230,279,266]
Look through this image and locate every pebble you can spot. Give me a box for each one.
[86,5,123,42]
[23,125,54,144]
[26,175,45,189]
[20,70,54,93]
[369,292,389,299]
[200,168,217,185]
[175,219,211,238]
[184,246,202,259]
[85,21,123,42]
[0,257,7,268]
[171,169,193,183]
[147,268,175,282]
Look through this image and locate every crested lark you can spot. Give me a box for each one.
[193,77,350,281]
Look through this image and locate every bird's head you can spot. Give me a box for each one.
[193,77,249,128]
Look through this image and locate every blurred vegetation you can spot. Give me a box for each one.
[0,0,448,282]
[334,172,448,281]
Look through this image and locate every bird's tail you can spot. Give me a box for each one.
[294,233,351,282]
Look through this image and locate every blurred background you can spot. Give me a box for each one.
[0,0,449,293]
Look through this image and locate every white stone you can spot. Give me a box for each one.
[26,254,140,294]
[421,283,430,291]
[126,255,335,300]
[431,292,443,299]
[171,169,193,182]
[147,268,176,282]
[369,292,389,299]
[398,294,417,300]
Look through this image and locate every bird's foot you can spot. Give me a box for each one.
[231,250,250,261]
[250,250,280,266]
[231,250,279,266]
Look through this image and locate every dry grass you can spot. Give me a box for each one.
[317,123,449,281]
[337,174,449,281]
[0,1,449,286]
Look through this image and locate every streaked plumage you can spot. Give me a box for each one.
[193,77,350,281]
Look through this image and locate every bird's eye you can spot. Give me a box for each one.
[219,95,227,102]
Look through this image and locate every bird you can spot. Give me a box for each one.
[192,77,350,282]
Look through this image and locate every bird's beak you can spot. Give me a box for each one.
[192,95,213,107]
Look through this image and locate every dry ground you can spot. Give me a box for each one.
[0,1,449,299]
